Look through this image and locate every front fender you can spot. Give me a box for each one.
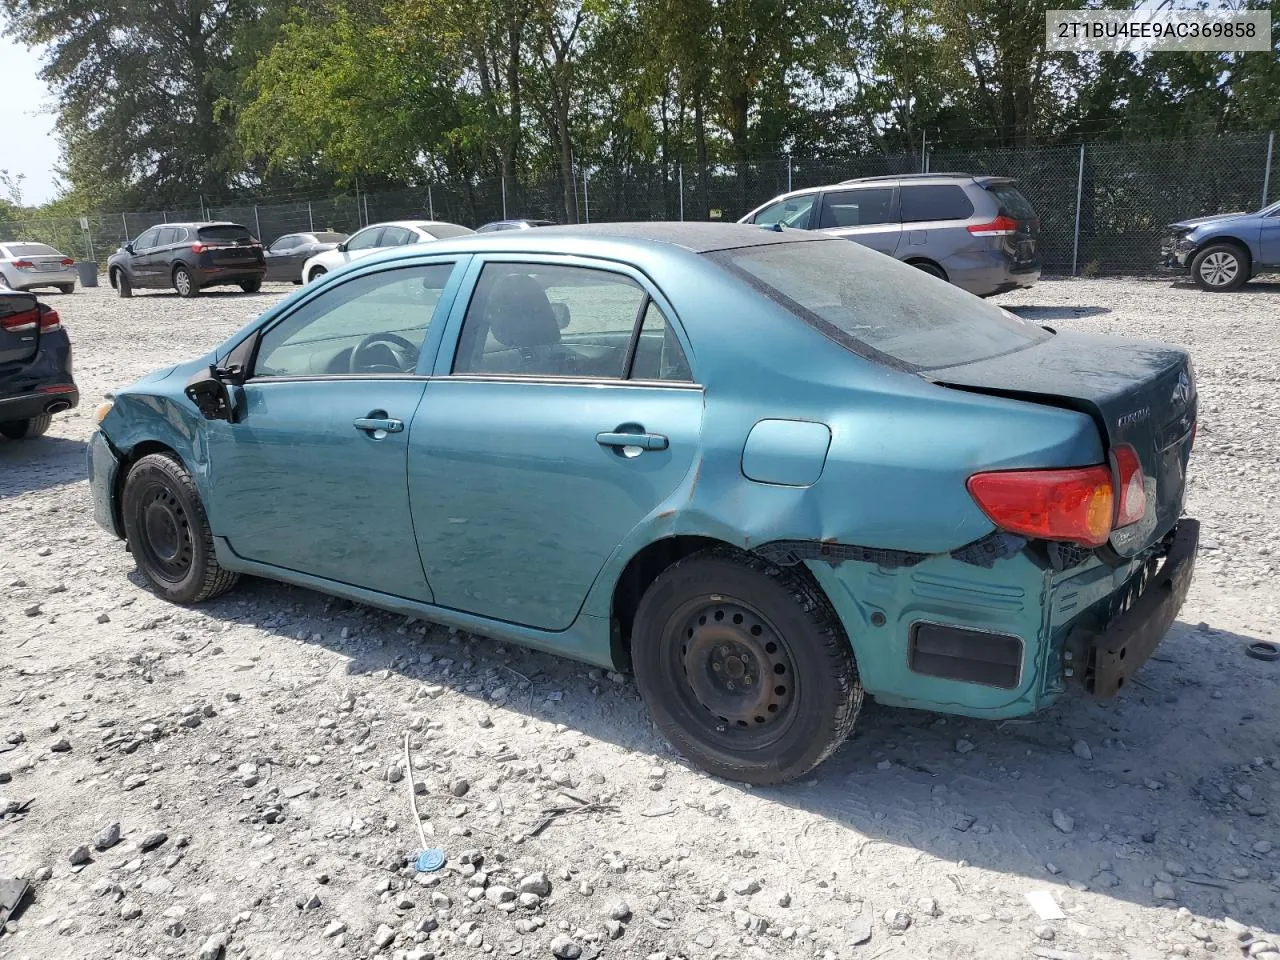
[99,389,214,509]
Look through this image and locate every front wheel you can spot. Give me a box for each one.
[0,414,52,440]
[631,550,862,784]
[121,453,239,603]
[239,278,262,293]
[307,266,327,283]
[173,265,198,298]
[1191,243,1249,291]
[116,271,132,298]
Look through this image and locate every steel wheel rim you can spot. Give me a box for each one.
[137,483,193,582]
[1200,252,1238,286]
[175,270,192,295]
[664,596,799,750]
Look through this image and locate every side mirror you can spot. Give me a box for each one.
[184,366,235,421]
[124,243,134,254]
[336,241,348,253]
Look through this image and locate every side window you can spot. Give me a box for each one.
[900,184,975,223]
[270,236,298,252]
[253,263,454,378]
[751,195,815,228]
[155,227,179,247]
[381,226,414,246]
[345,227,385,251]
[134,228,160,250]
[629,301,692,382]
[453,262,648,379]
[818,188,895,228]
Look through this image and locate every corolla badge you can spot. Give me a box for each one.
[1117,407,1151,428]
[1171,371,1192,407]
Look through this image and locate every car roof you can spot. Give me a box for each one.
[143,221,246,229]
[360,220,465,230]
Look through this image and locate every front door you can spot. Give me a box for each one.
[408,257,703,630]
[264,235,299,281]
[205,260,463,600]
[1261,209,1280,266]
[128,227,162,286]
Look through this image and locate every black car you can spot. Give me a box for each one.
[107,222,266,299]
[474,219,556,233]
[264,231,349,284]
[0,289,77,440]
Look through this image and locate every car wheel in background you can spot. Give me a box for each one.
[172,265,198,298]
[307,266,327,283]
[116,271,133,298]
[631,549,863,784]
[57,284,75,295]
[239,279,262,294]
[909,260,948,281]
[0,414,53,440]
[1191,243,1249,292]
[121,452,239,604]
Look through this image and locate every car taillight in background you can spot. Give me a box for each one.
[10,259,35,269]
[191,243,208,254]
[966,216,1020,237]
[60,257,75,266]
[0,307,60,333]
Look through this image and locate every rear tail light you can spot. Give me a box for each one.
[11,259,34,269]
[60,257,75,266]
[0,308,39,332]
[966,215,1019,237]
[39,308,62,333]
[1111,443,1146,528]
[191,243,207,254]
[967,466,1115,547]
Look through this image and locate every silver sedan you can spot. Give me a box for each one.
[0,242,78,293]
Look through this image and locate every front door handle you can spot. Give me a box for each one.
[353,415,403,435]
[596,430,668,452]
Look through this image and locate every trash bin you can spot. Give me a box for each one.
[75,261,99,288]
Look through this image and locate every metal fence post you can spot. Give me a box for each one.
[583,169,590,224]
[254,205,262,241]
[501,175,508,220]
[1263,131,1275,207]
[428,185,434,221]
[308,202,314,232]
[787,155,792,193]
[121,213,130,240]
[678,165,684,222]
[1072,144,1085,278]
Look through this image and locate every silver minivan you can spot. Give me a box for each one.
[739,173,1041,297]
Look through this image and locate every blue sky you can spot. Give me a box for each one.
[0,32,61,205]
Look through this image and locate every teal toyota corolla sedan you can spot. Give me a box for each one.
[88,222,1198,784]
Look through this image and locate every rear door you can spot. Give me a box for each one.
[407,255,703,631]
[815,186,900,253]
[0,292,41,364]
[896,182,977,261]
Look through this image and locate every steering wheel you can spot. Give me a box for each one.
[349,332,420,374]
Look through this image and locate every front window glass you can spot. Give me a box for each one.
[345,227,385,251]
[711,239,1052,370]
[751,195,814,228]
[269,236,298,252]
[453,262,648,378]
[254,264,454,377]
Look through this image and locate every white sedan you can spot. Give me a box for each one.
[0,242,78,294]
[301,220,474,283]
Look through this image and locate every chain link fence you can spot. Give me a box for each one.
[1,132,1274,278]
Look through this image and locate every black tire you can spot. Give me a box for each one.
[173,265,199,298]
[910,260,948,281]
[631,549,862,784]
[307,266,327,283]
[121,452,239,604]
[57,284,75,295]
[291,278,302,285]
[1191,243,1249,292]
[0,414,53,440]
[239,279,262,294]
[116,271,133,298]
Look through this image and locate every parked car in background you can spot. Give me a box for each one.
[301,220,474,282]
[264,232,349,284]
[1161,199,1280,291]
[89,222,1196,785]
[0,242,78,294]
[108,222,265,299]
[475,219,556,233]
[740,173,1042,297]
[0,288,77,439]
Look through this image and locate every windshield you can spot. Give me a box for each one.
[419,223,474,239]
[710,239,1052,370]
[198,224,254,242]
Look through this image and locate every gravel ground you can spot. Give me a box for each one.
[1,277,1278,960]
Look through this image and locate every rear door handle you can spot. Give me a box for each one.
[596,431,668,451]
[353,416,403,434]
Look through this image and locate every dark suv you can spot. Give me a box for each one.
[740,173,1041,297]
[108,222,266,298]
[0,289,77,440]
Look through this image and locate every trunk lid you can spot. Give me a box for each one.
[926,330,1196,557]
[980,178,1040,271]
[0,292,42,365]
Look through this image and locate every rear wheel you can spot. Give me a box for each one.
[173,265,198,298]
[307,266,327,283]
[57,284,75,295]
[121,453,239,603]
[631,550,862,784]
[116,271,132,298]
[0,414,53,440]
[909,260,948,281]
[239,279,262,293]
[1191,243,1249,291]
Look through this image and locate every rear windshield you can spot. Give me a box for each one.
[314,232,347,243]
[198,224,254,242]
[711,239,1052,370]
[4,243,60,257]
[986,183,1037,220]
[420,223,474,239]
